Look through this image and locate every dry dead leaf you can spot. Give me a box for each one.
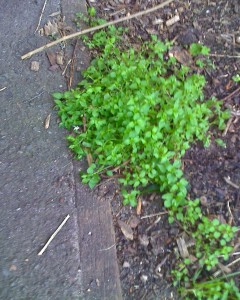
[129,215,140,229]
[56,51,64,65]
[169,46,194,67]
[44,20,58,36]
[31,61,40,71]
[176,237,190,258]
[118,220,134,240]
[44,113,51,129]
[46,51,57,66]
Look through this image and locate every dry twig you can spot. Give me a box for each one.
[222,117,233,136]
[35,0,49,33]
[141,211,168,219]
[224,176,240,189]
[227,201,234,225]
[21,0,174,59]
[222,86,240,102]
[62,59,72,76]
[38,214,70,255]
[208,53,240,59]
[213,257,240,277]
[67,40,78,90]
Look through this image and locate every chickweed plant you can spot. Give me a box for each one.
[179,272,240,300]
[53,16,239,299]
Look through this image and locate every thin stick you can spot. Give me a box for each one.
[0,87,7,92]
[224,176,239,189]
[38,214,70,255]
[99,243,116,251]
[231,110,240,117]
[62,59,72,76]
[141,211,168,219]
[222,117,233,136]
[213,257,240,277]
[208,53,240,59]
[68,40,78,90]
[21,0,174,60]
[221,86,240,102]
[35,0,48,33]
[227,201,234,225]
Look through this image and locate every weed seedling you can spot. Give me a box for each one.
[53,18,238,299]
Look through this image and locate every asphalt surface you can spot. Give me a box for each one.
[0,1,121,299]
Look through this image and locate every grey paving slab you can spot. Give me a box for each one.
[0,1,122,299]
[0,1,81,299]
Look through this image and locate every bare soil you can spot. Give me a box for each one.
[88,0,240,299]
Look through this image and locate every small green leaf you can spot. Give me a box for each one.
[88,174,100,189]
[52,92,63,100]
[232,74,240,82]
[215,138,226,148]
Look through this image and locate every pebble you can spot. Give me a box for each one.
[236,35,240,44]
[30,61,39,72]
[123,261,130,268]
[140,274,148,283]
[200,196,208,206]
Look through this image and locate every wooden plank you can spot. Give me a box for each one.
[74,162,122,300]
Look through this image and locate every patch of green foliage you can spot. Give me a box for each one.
[53,19,238,299]
[179,272,240,300]
[232,74,240,83]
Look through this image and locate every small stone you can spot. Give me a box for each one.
[123,261,130,268]
[200,196,208,206]
[9,264,17,271]
[30,61,39,71]
[96,279,100,287]
[235,35,240,44]
[140,274,148,283]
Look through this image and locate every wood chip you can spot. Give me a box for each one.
[176,237,190,258]
[30,61,40,71]
[136,197,142,215]
[118,220,134,240]
[166,15,180,27]
[49,11,61,17]
[153,18,164,25]
[56,51,64,65]
[44,113,51,129]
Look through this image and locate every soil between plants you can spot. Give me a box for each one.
[86,0,240,299]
